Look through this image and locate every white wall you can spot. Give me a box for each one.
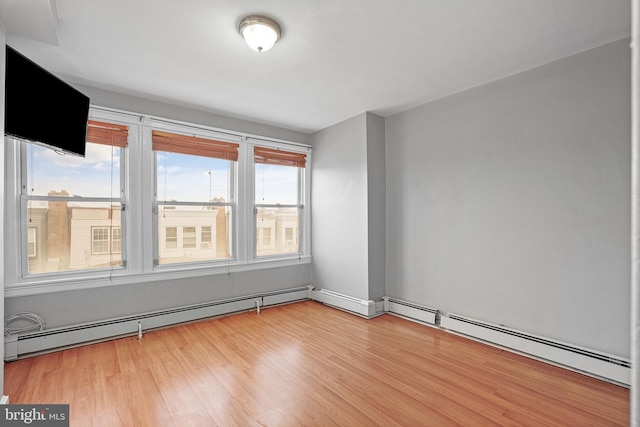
[386,38,631,357]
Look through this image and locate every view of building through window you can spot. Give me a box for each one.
[155,145,235,266]
[157,203,232,265]
[255,160,302,257]
[25,139,123,274]
[22,122,309,276]
[27,196,123,273]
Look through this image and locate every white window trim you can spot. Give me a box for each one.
[4,106,312,297]
[248,141,311,261]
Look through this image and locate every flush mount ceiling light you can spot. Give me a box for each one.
[239,15,281,52]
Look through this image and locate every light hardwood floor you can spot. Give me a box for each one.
[4,301,630,426]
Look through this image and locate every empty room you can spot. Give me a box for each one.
[0,1,637,425]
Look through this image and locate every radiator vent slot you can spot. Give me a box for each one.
[383,297,439,325]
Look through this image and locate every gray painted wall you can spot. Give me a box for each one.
[366,113,386,301]
[75,84,309,145]
[310,112,386,301]
[6,266,310,329]
[311,114,370,299]
[386,38,631,357]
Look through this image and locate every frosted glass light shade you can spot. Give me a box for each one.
[239,16,281,52]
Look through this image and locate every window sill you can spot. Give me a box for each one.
[5,256,312,297]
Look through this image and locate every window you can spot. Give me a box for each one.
[254,146,306,257]
[262,228,272,247]
[23,120,128,274]
[165,227,178,249]
[153,130,238,266]
[183,227,196,248]
[7,107,311,294]
[201,226,212,248]
[27,227,37,258]
[112,227,122,253]
[92,227,110,254]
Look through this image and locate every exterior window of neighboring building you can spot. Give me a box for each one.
[165,227,178,249]
[262,228,272,247]
[92,227,110,254]
[112,227,122,253]
[183,227,197,248]
[27,227,37,258]
[23,120,128,274]
[201,226,212,248]
[254,146,306,257]
[285,227,296,247]
[153,130,238,266]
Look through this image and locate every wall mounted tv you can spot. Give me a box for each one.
[5,45,90,157]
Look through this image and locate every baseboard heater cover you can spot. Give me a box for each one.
[308,286,378,317]
[4,286,310,361]
[441,313,630,386]
[383,297,439,325]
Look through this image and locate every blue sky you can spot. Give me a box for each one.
[28,143,300,204]
[28,142,120,198]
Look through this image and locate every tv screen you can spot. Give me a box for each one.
[5,45,90,157]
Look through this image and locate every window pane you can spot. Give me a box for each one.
[201,226,212,247]
[27,200,122,274]
[183,227,196,248]
[27,142,121,198]
[158,205,231,265]
[255,164,299,205]
[27,227,37,258]
[112,227,122,253]
[256,207,299,256]
[165,227,178,249]
[92,227,110,254]
[157,152,232,202]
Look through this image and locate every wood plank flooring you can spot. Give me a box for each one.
[4,301,630,426]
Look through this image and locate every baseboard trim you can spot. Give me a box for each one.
[308,286,379,318]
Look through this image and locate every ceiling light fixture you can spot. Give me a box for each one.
[239,15,281,52]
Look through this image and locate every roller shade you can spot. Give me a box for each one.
[152,130,239,161]
[86,120,129,147]
[254,146,306,168]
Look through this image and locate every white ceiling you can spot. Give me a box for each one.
[0,0,631,134]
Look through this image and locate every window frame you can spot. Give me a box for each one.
[250,143,310,261]
[151,127,239,268]
[4,107,311,297]
[18,117,129,278]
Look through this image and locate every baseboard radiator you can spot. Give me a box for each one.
[308,286,378,318]
[383,297,439,325]
[4,286,310,361]
[440,313,631,386]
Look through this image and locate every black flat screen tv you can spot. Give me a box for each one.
[5,45,90,157]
